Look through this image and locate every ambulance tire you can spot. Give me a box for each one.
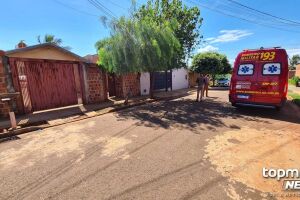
[275,106,282,111]
[231,102,238,107]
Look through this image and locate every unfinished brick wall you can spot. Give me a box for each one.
[86,65,108,103]
[115,75,123,97]
[123,73,140,97]
[0,51,10,117]
[115,73,140,98]
[296,64,300,77]
[289,70,296,79]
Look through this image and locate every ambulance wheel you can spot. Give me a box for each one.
[275,106,281,111]
[231,102,237,107]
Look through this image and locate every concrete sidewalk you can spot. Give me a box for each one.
[0,88,195,134]
[289,84,300,94]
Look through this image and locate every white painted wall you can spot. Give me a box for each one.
[172,68,189,90]
[140,72,150,95]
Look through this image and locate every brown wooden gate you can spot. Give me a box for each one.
[108,73,116,97]
[9,58,82,113]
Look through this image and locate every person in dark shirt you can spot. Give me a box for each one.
[196,74,205,102]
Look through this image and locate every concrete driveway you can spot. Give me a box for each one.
[0,90,299,200]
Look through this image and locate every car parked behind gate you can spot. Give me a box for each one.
[216,78,230,87]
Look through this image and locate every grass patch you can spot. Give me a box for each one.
[289,76,300,86]
[289,92,300,107]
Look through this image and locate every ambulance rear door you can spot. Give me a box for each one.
[235,61,258,102]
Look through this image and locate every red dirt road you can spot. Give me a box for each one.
[0,90,299,200]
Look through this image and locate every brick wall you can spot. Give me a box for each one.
[115,73,140,98]
[86,65,108,103]
[115,75,123,97]
[0,51,10,117]
[296,64,300,77]
[289,70,296,79]
[122,73,140,97]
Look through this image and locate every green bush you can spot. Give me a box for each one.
[289,76,300,86]
[289,92,300,107]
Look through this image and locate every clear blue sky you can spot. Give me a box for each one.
[1,0,300,63]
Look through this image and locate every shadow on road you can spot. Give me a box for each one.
[114,95,300,133]
[233,101,300,124]
[111,99,272,132]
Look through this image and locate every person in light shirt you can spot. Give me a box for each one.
[196,74,205,102]
[204,74,209,97]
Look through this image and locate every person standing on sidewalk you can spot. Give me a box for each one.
[196,74,205,102]
[204,74,209,97]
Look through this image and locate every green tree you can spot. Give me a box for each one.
[97,17,180,98]
[289,54,300,70]
[37,34,62,45]
[37,34,71,50]
[134,0,202,68]
[191,52,231,86]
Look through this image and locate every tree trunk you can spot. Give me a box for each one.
[124,89,131,105]
[212,74,216,87]
[149,72,155,99]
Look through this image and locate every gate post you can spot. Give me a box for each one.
[73,63,83,104]
[81,63,89,104]
[7,58,26,114]
[0,50,11,117]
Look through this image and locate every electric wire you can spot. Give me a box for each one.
[226,0,300,26]
[186,0,300,33]
[52,0,99,17]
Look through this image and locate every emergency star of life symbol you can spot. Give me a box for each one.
[241,65,250,73]
[268,65,278,73]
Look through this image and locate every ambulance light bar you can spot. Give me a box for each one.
[243,47,281,51]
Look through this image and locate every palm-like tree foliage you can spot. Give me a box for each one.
[97,17,180,97]
[37,34,71,50]
[37,34,63,45]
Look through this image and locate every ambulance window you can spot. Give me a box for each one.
[263,63,281,75]
[238,64,254,75]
